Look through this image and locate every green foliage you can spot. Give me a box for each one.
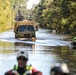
[0,0,13,32]
[0,0,28,32]
[34,0,76,35]
[12,0,28,19]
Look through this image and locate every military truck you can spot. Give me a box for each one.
[14,20,38,40]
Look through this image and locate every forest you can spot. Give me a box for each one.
[0,0,76,36]
[0,0,28,32]
[33,0,76,36]
[0,0,12,31]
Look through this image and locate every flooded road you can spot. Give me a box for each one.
[0,29,76,75]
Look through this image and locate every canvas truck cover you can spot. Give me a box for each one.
[14,20,37,32]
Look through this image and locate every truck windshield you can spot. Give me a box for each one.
[27,25,34,31]
[18,26,26,32]
[18,25,34,32]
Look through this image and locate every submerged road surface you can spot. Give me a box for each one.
[0,29,76,75]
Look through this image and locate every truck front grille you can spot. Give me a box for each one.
[24,34,30,38]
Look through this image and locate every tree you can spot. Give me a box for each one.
[0,0,28,32]
[34,0,76,35]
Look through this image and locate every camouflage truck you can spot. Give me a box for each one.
[14,20,38,40]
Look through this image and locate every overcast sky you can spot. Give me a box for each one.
[26,0,40,9]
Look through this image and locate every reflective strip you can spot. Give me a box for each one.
[23,73,26,75]
[16,66,18,70]
[30,66,33,70]
[26,65,33,70]
[26,66,29,70]
[12,70,25,75]
[17,74,19,75]
[13,65,33,75]
[12,70,19,75]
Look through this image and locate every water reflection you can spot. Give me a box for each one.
[0,41,76,75]
[35,45,76,75]
[0,41,15,54]
[0,28,76,75]
[14,42,36,53]
[50,46,76,75]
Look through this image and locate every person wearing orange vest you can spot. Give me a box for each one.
[5,50,42,75]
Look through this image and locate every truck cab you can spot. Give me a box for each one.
[14,20,37,40]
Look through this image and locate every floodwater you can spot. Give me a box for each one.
[0,29,76,75]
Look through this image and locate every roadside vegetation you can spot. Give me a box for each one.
[0,0,76,38]
[0,0,28,32]
[0,0,13,32]
[33,0,76,36]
